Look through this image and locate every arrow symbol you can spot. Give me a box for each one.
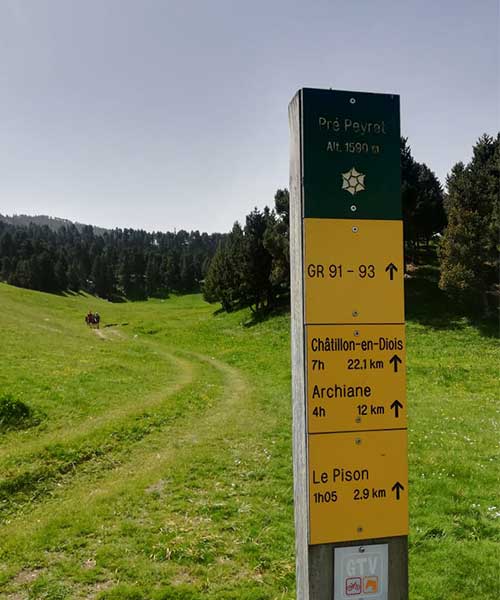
[390,400,403,418]
[391,481,405,500]
[389,354,402,373]
[385,262,398,280]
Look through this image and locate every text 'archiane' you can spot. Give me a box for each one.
[312,384,372,399]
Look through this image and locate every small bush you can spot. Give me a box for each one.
[0,394,37,431]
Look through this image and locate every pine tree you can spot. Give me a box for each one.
[203,242,230,310]
[11,259,32,289]
[439,134,499,313]
[203,223,246,311]
[161,253,180,293]
[414,163,446,246]
[244,207,274,311]
[33,251,58,292]
[91,253,114,299]
[401,138,445,263]
[118,251,134,298]
[54,256,68,290]
[264,189,290,301]
[179,251,196,292]
[66,259,82,292]
[145,253,161,297]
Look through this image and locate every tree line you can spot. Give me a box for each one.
[0,222,223,300]
[1,135,497,314]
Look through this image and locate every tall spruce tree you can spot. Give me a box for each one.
[179,251,196,292]
[91,253,115,299]
[264,189,290,301]
[54,256,68,291]
[401,138,445,263]
[203,223,246,312]
[145,253,162,297]
[243,207,274,312]
[439,133,499,313]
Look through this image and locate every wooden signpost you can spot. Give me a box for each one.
[289,88,408,599]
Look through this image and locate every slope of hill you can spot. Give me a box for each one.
[0,282,497,599]
[0,213,109,235]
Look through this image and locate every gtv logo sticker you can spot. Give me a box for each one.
[334,544,388,599]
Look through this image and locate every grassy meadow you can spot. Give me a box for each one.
[0,272,498,599]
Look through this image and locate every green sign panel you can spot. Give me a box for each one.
[301,88,401,220]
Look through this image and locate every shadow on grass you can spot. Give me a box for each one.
[243,300,291,328]
[405,265,498,338]
[228,267,497,337]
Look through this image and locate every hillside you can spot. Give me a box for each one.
[0,214,109,235]
[0,283,498,599]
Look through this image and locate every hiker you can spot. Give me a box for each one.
[94,312,100,329]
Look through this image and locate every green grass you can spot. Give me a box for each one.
[0,278,498,599]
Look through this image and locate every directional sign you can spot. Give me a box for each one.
[307,324,406,433]
[309,430,408,544]
[304,219,404,324]
[289,88,408,596]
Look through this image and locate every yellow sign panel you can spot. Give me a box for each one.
[304,219,404,324]
[309,430,408,544]
[306,324,406,433]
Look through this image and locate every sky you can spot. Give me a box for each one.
[0,0,498,234]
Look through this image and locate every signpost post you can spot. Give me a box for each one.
[289,88,408,599]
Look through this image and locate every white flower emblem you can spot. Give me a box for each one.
[341,167,366,196]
